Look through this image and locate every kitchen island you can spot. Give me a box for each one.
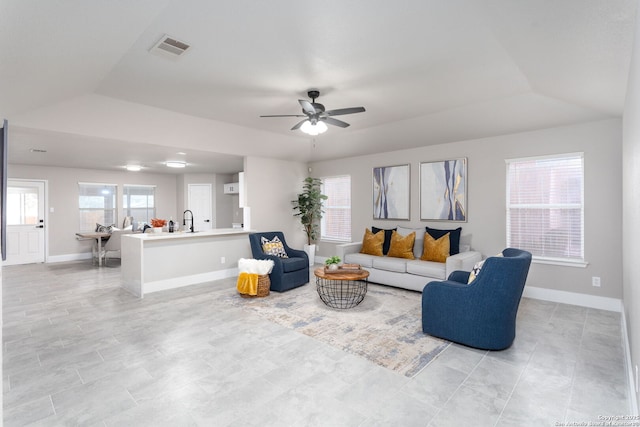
[121,228,252,297]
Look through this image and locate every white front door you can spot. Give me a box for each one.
[5,180,46,265]
[187,184,213,231]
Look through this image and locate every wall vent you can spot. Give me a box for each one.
[149,34,191,59]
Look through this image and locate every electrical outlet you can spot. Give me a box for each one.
[220,257,225,264]
[592,276,601,287]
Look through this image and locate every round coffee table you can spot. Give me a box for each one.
[314,268,369,309]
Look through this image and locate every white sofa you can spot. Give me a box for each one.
[336,232,481,292]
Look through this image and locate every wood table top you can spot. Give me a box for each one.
[313,267,369,280]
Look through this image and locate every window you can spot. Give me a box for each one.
[321,175,351,242]
[506,153,584,265]
[7,186,38,225]
[123,185,156,225]
[78,183,117,231]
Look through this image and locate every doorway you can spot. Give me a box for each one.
[187,183,213,231]
[5,179,46,265]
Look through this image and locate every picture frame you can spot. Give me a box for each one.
[420,158,467,222]
[373,164,410,220]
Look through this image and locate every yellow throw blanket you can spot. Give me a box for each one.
[237,272,259,295]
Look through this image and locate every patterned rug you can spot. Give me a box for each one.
[223,281,450,377]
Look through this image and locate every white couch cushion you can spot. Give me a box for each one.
[406,259,446,280]
[343,252,375,268]
[372,256,407,273]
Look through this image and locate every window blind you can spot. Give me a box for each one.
[506,154,584,263]
[123,185,156,224]
[321,175,351,242]
[78,183,117,231]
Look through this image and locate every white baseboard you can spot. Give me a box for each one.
[523,285,622,312]
[621,307,639,415]
[47,253,92,263]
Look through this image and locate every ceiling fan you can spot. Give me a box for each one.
[260,90,366,135]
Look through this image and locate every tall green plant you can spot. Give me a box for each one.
[292,177,328,245]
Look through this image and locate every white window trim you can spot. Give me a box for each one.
[122,184,157,224]
[78,182,118,231]
[505,152,586,265]
[123,184,156,188]
[320,175,352,243]
[532,257,588,268]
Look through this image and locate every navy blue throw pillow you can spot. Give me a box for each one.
[372,226,396,255]
[425,227,462,255]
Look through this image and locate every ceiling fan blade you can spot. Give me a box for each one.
[325,106,366,116]
[298,99,316,115]
[322,117,350,128]
[291,119,308,131]
[260,114,307,118]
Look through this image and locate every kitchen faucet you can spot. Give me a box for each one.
[183,210,194,233]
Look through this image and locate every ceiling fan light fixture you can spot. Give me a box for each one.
[300,120,328,136]
[166,161,187,168]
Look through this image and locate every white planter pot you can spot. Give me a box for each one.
[304,244,316,266]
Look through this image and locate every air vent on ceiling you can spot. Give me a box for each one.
[149,34,190,59]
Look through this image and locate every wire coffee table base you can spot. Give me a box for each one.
[314,268,370,309]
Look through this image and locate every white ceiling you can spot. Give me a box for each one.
[0,0,637,173]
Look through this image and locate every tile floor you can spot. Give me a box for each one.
[2,261,633,426]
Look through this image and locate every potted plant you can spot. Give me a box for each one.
[292,177,328,266]
[325,255,341,270]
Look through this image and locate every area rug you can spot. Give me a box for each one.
[222,282,450,377]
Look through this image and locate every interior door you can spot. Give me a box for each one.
[5,180,46,265]
[187,183,213,231]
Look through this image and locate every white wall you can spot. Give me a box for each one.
[7,158,306,259]
[8,164,178,258]
[623,1,640,411]
[244,156,308,249]
[180,173,217,229]
[178,172,237,229]
[311,118,622,299]
[12,94,310,162]
[217,173,238,228]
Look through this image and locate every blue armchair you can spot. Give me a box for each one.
[248,231,309,292]
[421,248,532,350]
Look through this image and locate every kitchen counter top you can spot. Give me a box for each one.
[128,228,250,240]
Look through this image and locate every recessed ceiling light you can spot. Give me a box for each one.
[176,152,186,155]
[166,161,187,168]
[125,165,142,172]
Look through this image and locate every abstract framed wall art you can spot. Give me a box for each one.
[373,164,410,220]
[420,158,467,222]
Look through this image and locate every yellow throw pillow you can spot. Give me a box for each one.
[387,230,416,259]
[420,232,450,263]
[360,228,384,256]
